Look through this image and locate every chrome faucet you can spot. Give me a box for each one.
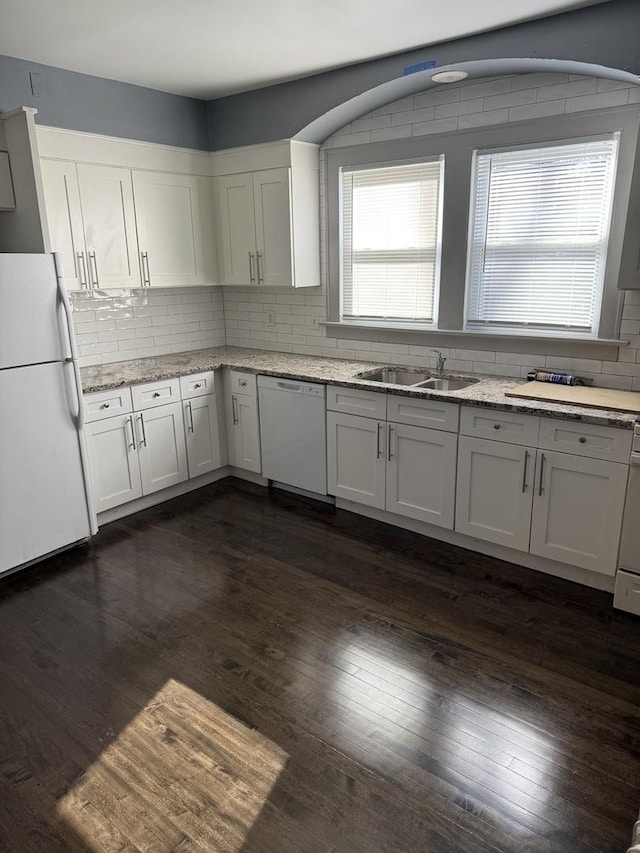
[432,349,446,375]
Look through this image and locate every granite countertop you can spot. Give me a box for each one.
[80,346,639,429]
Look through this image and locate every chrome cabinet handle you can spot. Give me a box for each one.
[141,251,151,286]
[232,394,238,425]
[88,251,99,288]
[187,401,194,433]
[521,450,529,493]
[126,415,136,450]
[388,424,394,461]
[376,422,382,459]
[256,251,264,283]
[248,251,255,283]
[194,383,202,389]
[538,452,545,496]
[77,251,88,288]
[137,413,147,447]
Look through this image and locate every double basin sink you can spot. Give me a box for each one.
[356,368,478,392]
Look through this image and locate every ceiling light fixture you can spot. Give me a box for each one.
[430,70,469,84]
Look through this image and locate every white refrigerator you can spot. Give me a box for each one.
[0,253,96,577]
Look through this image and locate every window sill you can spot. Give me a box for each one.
[322,321,625,361]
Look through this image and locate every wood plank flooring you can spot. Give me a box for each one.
[1,478,640,852]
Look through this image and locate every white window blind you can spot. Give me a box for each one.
[466,138,618,335]
[341,159,443,323]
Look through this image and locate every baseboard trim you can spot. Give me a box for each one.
[336,499,615,593]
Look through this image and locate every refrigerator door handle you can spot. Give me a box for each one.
[54,254,85,432]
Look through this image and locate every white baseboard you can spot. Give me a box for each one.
[336,499,615,593]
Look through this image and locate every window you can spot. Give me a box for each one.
[466,138,619,336]
[327,106,637,347]
[340,158,443,324]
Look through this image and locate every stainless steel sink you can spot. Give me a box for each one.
[417,377,478,391]
[358,369,431,386]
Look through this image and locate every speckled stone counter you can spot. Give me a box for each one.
[80,346,639,429]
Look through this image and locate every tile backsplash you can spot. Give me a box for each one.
[72,71,640,391]
[70,286,225,367]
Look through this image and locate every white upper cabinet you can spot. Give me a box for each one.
[76,164,141,289]
[214,140,320,288]
[41,160,141,290]
[132,171,215,287]
[40,159,87,291]
[253,168,293,287]
[215,172,256,285]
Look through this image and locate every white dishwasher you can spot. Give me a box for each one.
[258,375,327,495]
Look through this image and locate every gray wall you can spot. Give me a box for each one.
[207,0,640,149]
[0,54,210,150]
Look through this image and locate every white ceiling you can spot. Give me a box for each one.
[0,0,606,100]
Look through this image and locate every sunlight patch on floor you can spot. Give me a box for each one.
[56,679,288,852]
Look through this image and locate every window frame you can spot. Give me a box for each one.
[339,154,445,326]
[463,134,620,338]
[325,106,640,347]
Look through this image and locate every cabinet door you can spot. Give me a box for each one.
[253,168,293,286]
[184,394,222,478]
[386,423,457,528]
[215,173,256,285]
[229,393,262,473]
[76,164,140,289]
[136,403,188,495]
[133,171,209,287]
[326,411,385,509]
[40,159,88,291]
[455,436,534,552]
[530,450,628,575]
[85,415,142,513]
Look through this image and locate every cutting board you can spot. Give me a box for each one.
[505,381,640,414]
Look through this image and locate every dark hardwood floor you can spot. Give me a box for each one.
[1,479,640,852]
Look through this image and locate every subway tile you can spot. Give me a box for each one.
[536,78,597,101]
[391,106,435,125]
[435,98,483,119]
[460,78,512,100]
[332,131,372,148]
[412,117,459,137]
[458,109,509,129]
[565,89,630,113]
[484,89,537,111]
[351,114,392,132]
[413,88,461,108]
[511,72,568,90]
[509,100,565,122]
[371,96,415,115]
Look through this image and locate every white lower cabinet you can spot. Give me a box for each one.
[136,402,188,495]
[456,435,628,575]
[529,450,628,575]
[455,436,534,552]
[224,371,261,474]
[327,411,457,526]
[386,422,457,527]
[184,394,222,477]
[228,393,261,473]
[85,414,143,513]
[327,412,386,509]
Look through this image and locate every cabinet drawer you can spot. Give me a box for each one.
[538,418,632,463]
[131,378,181,410]
[387,395,459,432]
[228,370,256,395]
[460,406,540,446]
[180,371,215,399]
[327,385,387,419]
[85,387,133,422]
